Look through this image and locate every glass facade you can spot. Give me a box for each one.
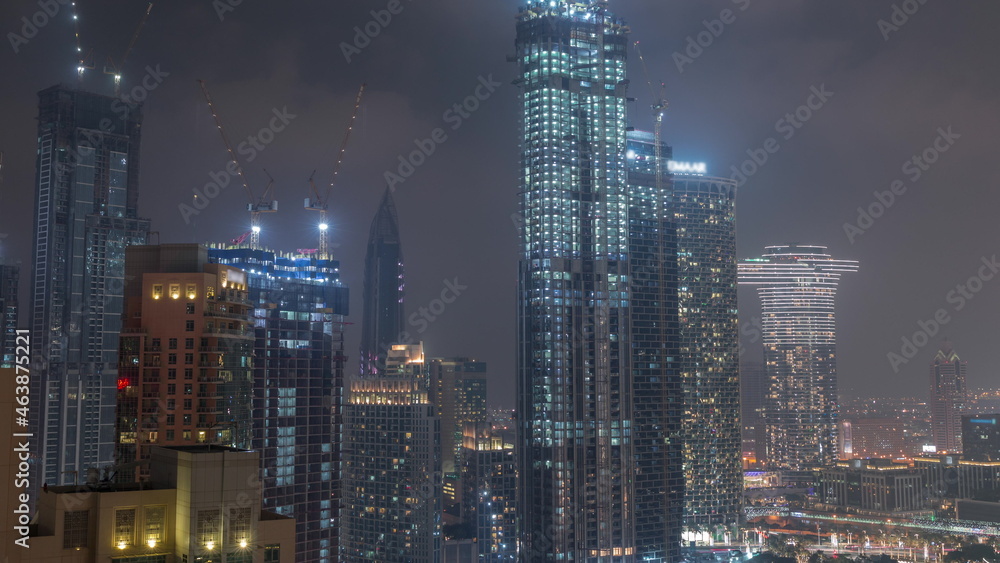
[739,245,858,470]
[429,358,488,474]
[929,344,967,454]
[360,188,405,377]
[209,246,349,563]
[630,133,742,532]
[31,85,150,488]
[515,3,682,560]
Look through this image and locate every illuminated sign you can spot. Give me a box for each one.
[667,160,707,175]
[970,418,998,425]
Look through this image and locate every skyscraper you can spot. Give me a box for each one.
[429,357,488,474]
[0,255,19,368]
[962,414,1000,461]
[209,246,349,563]
[30,85,149,487]
[930,342,967,453]
[462,422,517,562]
[629,134,742,534]
[360,188,405,377]
[624,132,684,560]
[342,342,442,562]
[116,244,255,478]
[739,245,858,470]
[515,3,681,559]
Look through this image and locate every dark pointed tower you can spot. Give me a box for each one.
[360,188,405,376]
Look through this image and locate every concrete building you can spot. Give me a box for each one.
[16,445,294,562]
[840,418,915,460]
[116,245,255,479]
[819,459,924,514]
[30,85,150,488]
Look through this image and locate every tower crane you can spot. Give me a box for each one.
[70,2,94,81]
[198,79,277,250]
[103,3,154,96]
[633,41,669,191]
[306,83,366,259]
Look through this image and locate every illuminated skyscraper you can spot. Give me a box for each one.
[738,245,858,470]
[209,246,349,563]
[30,85,149,487]
[628,133,742,534]
[930,342,967,453]
[360,188,405,376]
[515,3,681,560]
[342,343,441,562]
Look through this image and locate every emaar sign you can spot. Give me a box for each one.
[667,160,707,175]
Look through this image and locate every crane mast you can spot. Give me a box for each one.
[306,83,366,258]
[634,41,669,191]
[199,79,277,249]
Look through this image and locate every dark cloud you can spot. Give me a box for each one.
[2,0,998,405]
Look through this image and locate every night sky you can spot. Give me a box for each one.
[1,1,998,407]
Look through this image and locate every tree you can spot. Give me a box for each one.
[944,543,1000,563]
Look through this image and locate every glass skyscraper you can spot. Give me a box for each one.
[360,188,405,377]
[209,246,349,563]
[628,132,742,535]
[515,3,681,560]
[30,85,149,487]
[0,255,19,368]
[738,245,858,470]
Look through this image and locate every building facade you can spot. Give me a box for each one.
[819,459,925,514]
[631,137,741,532]
[116,245,255,479]
[209,246,349,563]
[18,446,295,563]
[359,188,405,377]
[342,343,442,562]
[963,415,1000,462]
[462,423,517,562]
[0,256,19,368]
[624,132,685,558]
[30,85,150,488]
[429,357,488,475]
[739,245,858,470]
[930,343,967,454]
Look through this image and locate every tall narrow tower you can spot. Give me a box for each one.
[360,188,405,376]
[930,342,967,453]
[515,2,682,559]
[739,245,858,470]
[30,85,149,487]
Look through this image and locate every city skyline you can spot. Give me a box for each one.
[2,2,999,405]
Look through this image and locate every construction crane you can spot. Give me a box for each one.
[306,83,366,258]
[633,41,669,191]
[103,3,154,96]
[198,79,277,250]
[71,2,94,81]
